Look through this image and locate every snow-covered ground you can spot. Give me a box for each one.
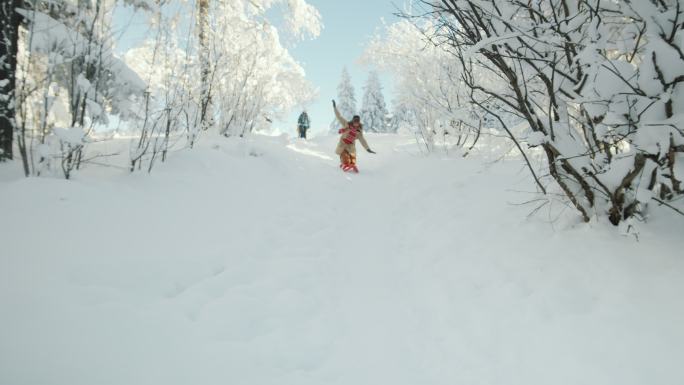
[1,133,683,385]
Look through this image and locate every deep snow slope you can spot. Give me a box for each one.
[1,134,683,385]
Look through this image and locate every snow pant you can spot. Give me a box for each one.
[340,150,356,167]
[298,127,307,139]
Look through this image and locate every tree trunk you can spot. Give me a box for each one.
[0,0,22,161]
[197,0,211,131]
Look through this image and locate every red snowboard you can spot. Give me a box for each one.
[340,164,359,173]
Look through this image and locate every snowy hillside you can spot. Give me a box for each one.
[1,133,682,385]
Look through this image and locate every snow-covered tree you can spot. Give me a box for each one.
[388,100,415,134]
[0,0,22,162]
[123,0,321,169]
[399,0,684,226]
[0,0,322,177]
[197,0,211,133]
[209,0,320,137]
[10,0,147,177]
[360,71,390,133]
[363,19,487,152]
[330,67,356,133]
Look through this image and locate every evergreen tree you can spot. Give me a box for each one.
[360,71,389,133]
[330,67,356,133]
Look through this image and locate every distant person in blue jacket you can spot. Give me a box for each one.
[297,111,310,139]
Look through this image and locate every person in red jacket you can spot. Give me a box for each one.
[332,100,376,172]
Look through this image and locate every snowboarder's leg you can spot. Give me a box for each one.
[340,150,352,171]
[349,153,358,173]
[340,150,349,165]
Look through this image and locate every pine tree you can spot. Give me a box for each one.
[330,67,356,133]
[360,71,389,133]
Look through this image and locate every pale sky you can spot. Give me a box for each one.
[284,1,404,135]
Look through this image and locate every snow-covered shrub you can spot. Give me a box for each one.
[125,0,321,166]
[397,0,683,225]
[12,0,146,178]
[4,0,322,176]
[362,19,488,155]
[116,0,321,172]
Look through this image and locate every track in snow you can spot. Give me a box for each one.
[1,134,683,385]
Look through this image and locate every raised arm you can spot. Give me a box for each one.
[333,100,348,127]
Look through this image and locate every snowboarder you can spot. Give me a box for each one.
[332,99,376,173]
[297,111,310,139]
